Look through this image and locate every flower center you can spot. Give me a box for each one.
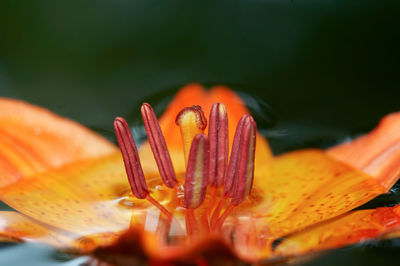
[114,102,256,240]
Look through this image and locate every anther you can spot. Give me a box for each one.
[114,117,149,199]
[211,114,257,229]
[175,106,207,165]
[230,115,257,206]
[208,103,229,187]
[141,103,177,188]
[223,114,248,198]
[183,134,209,209]
[114,117,174,222]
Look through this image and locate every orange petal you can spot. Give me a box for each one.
[274,205,400,257]
[0,211,73,248]
[379,226,400,240]
[327,112,400,190]
[0,211,121,252]
[0,152,182,251]
[0,98,144,250]
[0,153,133,237]
[248,150,385,238]
[139,84,273,177]
[0,98,117,187]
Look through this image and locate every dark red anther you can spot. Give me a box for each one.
[223,114,247,197]
[183,134,209,209]
[223,114,257,205]
[114,117,149,199]
[208,103,229,187]
[141,103,177,188]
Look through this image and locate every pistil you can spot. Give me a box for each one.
[175,106,207,165]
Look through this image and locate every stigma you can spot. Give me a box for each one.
[114,102,256,237]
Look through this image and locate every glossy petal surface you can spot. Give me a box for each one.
[248,150,385,237]
[0,211,74,247]
[275,205,400,257]
[327,112,400,190]
[0,153,133,236]
[0,98,117,188]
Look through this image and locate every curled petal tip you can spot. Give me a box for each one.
[114,117,149,199]
[183,134,209,209]
[141,103,177,188]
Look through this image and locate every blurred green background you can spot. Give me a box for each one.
[0,0,399,265]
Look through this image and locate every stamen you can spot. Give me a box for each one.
[211,114,257,229]
[185,209,198,236]
[201,103,228,230]
[210,195,228,229]
[141,103,177,188]
[200,186,216,232]
[183,134,209,209]
[223,114,248,198]
[114,117,149,199]
[210,115,248,226]
[208,103,229,187]
[231,115,256,206]
[175,106,207,165]
[114,117,174,224]
[146,194,173,220]
[215,203,235,230]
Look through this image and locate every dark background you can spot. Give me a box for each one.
[0,0,399,265]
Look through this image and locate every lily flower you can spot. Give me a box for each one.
[0,84,400,265]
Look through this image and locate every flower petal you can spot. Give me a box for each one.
[0,98,117,187]
[249,150,385,238]
[0,211,74,248]
[274,205,400,257]
[0,152,181,251]
[139,84,272,177]
[327,112,400,190]
[0,153,134,237]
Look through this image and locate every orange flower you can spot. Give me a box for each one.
[0,84,399,265]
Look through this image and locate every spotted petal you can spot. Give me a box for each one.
[274,205,400,257]
[0,153,131,234]
[0,211,74,247]
[0,99,137,247]
[247,150,386,238]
